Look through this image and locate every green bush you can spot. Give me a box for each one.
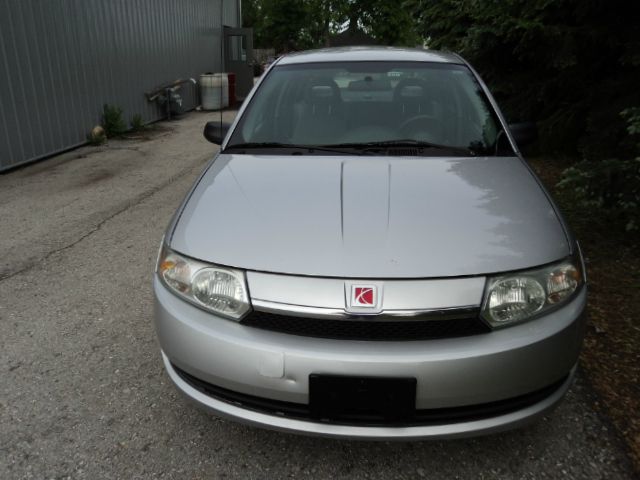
[558,109,640,231]
[130,114,146,132]
[102,104,127,137]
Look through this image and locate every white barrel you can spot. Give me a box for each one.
[200,73,229,110]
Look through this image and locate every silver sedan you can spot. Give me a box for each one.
[154,47,586,439]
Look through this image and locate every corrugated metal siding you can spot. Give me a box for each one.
[0,0,240,171]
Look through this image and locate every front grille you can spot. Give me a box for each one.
[173,364,568,427]
[240,309,490,341]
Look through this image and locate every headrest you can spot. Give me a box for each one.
[400,85,424,98]
[393,78,429,101]
[311,85,334,99]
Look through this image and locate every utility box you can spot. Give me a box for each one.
[200,73,229,110]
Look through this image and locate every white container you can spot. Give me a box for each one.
[200,73,229,110]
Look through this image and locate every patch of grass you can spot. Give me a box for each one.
[102,104,127,138]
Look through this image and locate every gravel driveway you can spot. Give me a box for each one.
[0,111,635,479]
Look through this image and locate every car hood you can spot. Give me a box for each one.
[170,154,569,278]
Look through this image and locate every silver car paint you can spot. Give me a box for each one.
[169,154,569,278]
[277,46,462,66]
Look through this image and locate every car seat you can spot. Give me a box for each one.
[291,77,346,145]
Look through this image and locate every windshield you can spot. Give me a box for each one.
[226,61,512,156]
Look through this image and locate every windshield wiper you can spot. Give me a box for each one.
[224,142,368,155]
[326,140,476,156]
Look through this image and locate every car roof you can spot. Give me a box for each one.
[276,46,463,66]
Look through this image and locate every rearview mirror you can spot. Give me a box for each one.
[508,122,538,148]
[204,121,231,145]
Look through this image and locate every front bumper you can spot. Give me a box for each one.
[163,351,575,440]
[154,277,586,439]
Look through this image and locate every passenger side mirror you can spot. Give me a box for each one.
[508,122,538,148]
[204,121,231,145]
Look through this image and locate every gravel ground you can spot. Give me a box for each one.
[0,111,636,479]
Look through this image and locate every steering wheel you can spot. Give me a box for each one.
[398,115,444,142]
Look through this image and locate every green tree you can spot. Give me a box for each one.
[416,0,640,160]
[303,0,341,47]
[241,0,265,47]
[243,0,425,50]
[245,0,311,51]
[358,0,423,46]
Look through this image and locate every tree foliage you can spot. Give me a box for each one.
[416,0,640,161]
[245,0,312,51]
[558,109,640,231]
[335,0,423,46]
[243,0,423,51]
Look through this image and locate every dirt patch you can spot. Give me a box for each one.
[528,156,640,473]
[75,170,116,187]
[119,124,173,142]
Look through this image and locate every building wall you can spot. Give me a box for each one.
[0,0,240,171]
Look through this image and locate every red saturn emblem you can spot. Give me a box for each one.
[352,286,376,307]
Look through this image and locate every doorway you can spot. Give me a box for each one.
[224,27,254,101]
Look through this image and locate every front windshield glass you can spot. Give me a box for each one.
[227,61,510,156]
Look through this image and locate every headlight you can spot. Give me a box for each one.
[156,244,251,320]
[481,256,584,328]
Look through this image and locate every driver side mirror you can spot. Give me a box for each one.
[204,121,231,145]
[508,122,538,148]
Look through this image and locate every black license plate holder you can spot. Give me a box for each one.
[309,374,417,423]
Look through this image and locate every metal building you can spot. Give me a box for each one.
[0,0,248,171]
